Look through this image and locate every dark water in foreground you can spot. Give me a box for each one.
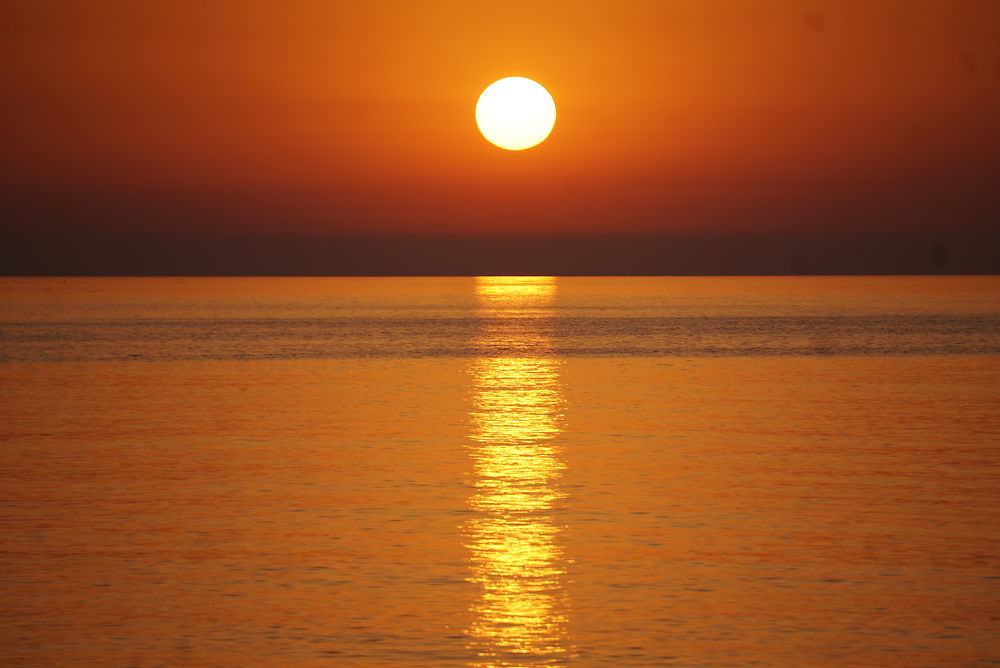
[1,276,998,666]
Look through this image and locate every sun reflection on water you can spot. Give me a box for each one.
[466,277,569,667]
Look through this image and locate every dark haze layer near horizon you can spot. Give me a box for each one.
[3,232,997,276]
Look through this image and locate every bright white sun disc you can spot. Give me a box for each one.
[475,77,556,151]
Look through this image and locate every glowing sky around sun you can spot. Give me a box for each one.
[0,1,997,238]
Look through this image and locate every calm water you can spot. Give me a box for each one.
[1,276,998,666]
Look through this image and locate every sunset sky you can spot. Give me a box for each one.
[1,1,998,274]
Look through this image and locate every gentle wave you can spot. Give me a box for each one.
[2,314,998,362]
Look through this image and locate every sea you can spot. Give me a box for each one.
[1,276,998,666]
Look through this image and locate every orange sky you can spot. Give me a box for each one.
[1,1,998,237]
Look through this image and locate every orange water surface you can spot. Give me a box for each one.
[1,276,998,666]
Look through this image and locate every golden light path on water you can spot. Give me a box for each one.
[466,277,569,667]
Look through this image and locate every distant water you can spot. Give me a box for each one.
[1,276,998,666]
[2,276,998,362]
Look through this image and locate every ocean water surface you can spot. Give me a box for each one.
[1,276,998,666]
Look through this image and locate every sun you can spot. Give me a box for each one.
[475,77,556,151]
